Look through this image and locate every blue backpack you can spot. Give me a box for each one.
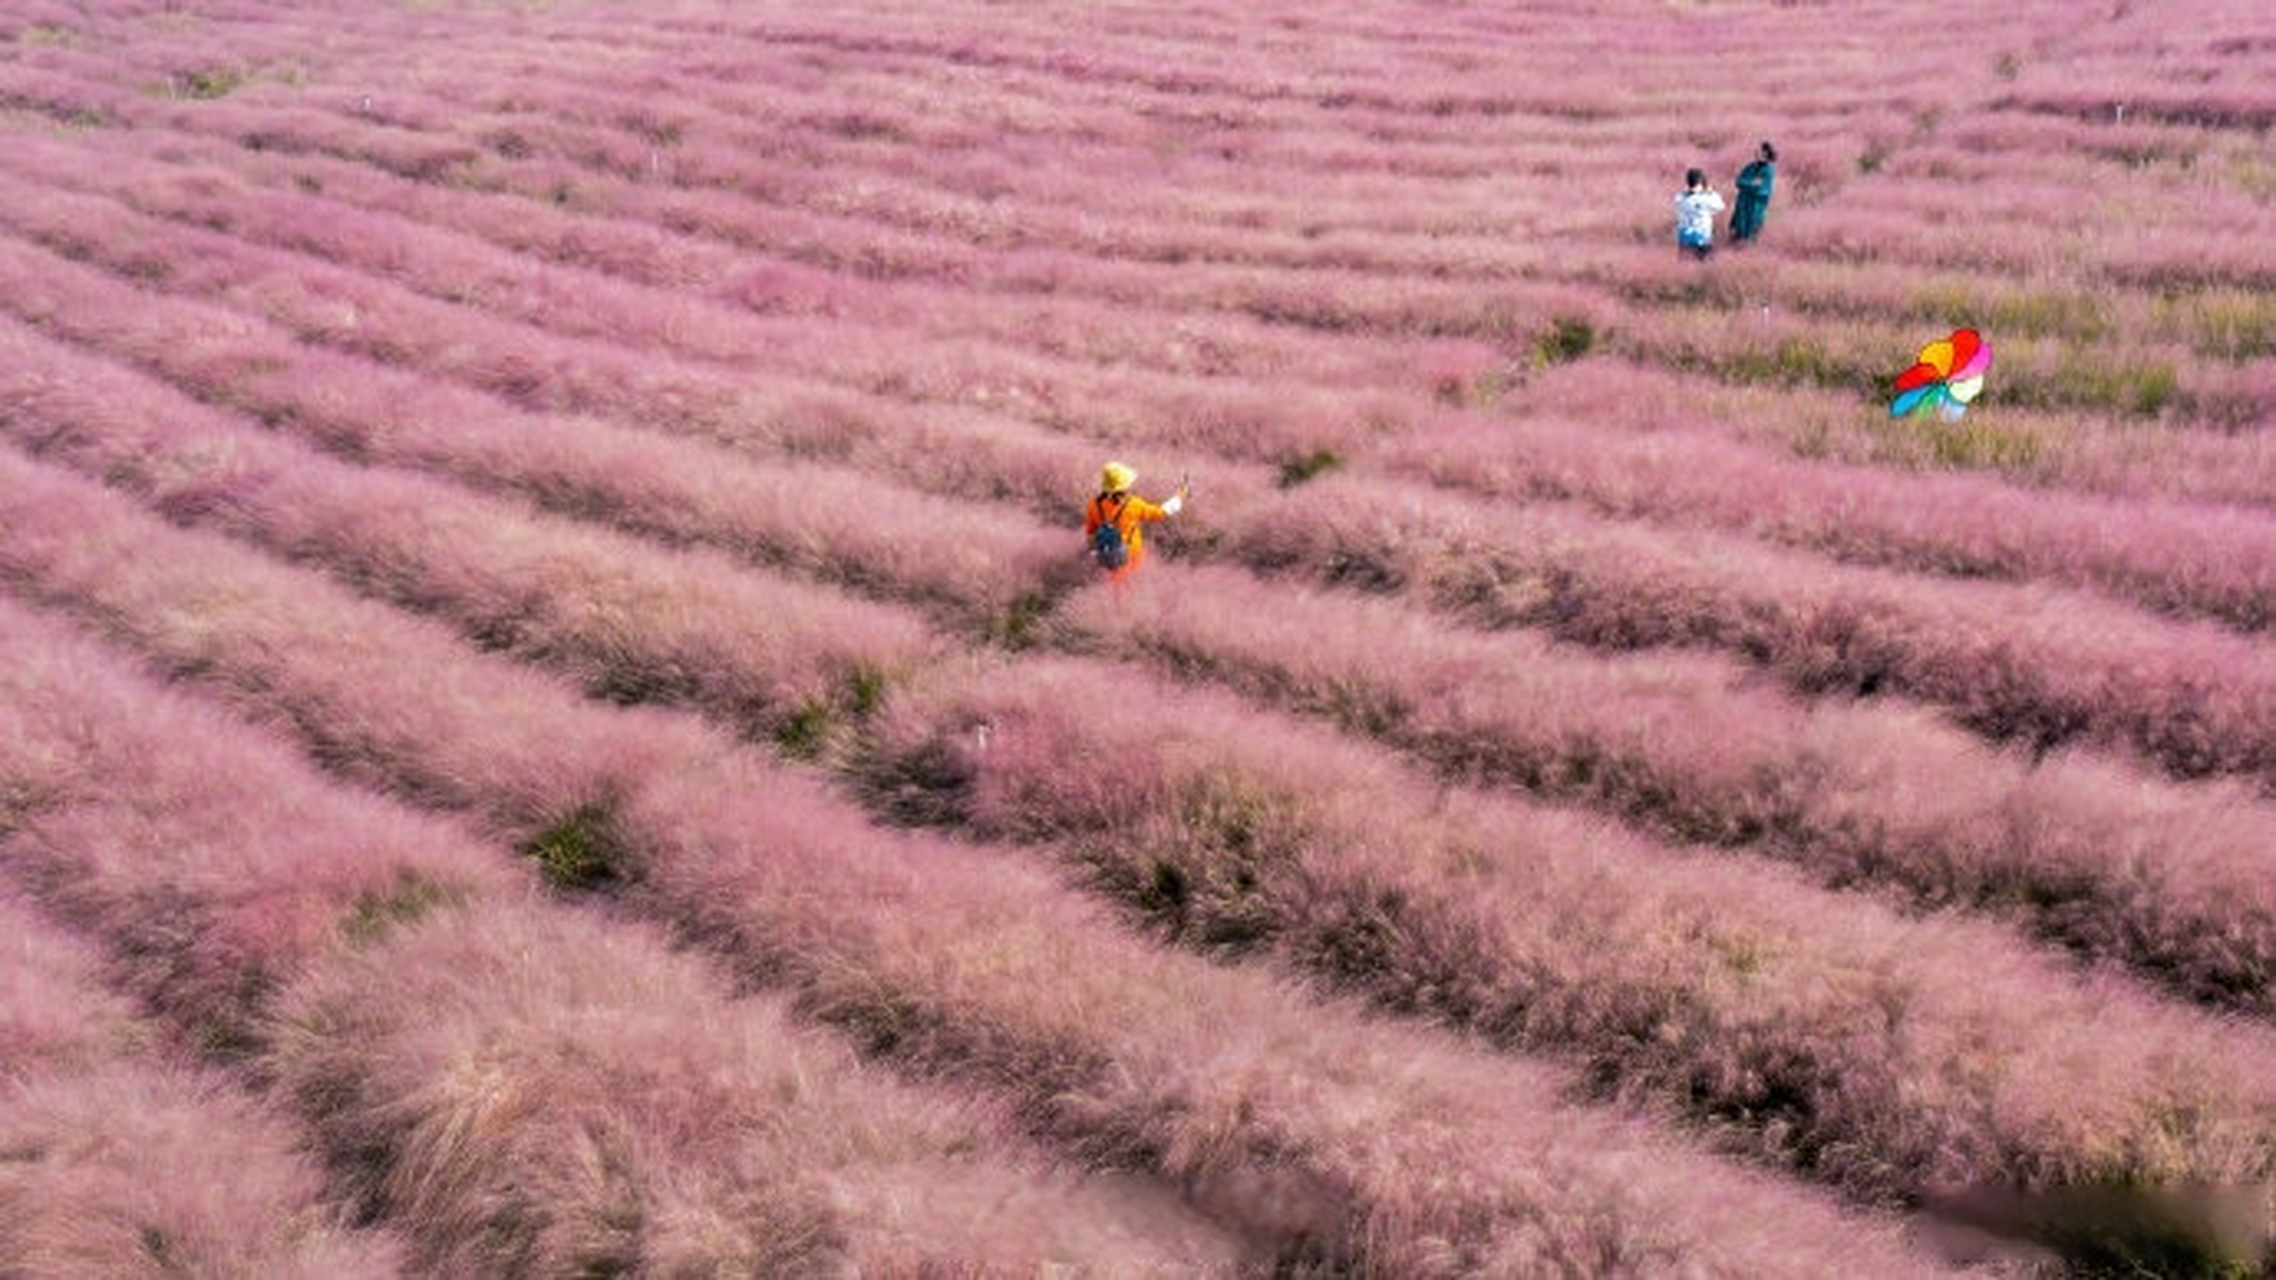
[1090,495,1130,570]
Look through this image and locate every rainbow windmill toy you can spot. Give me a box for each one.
[1891,327,1992,422]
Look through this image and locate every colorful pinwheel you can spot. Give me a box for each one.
[1891,327,1991,421]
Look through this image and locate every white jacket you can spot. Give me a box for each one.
[1675,188,1725,242]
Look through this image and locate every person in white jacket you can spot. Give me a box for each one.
[1674,168,1726,260]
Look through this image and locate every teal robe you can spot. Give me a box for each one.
[1732,159,1774,241]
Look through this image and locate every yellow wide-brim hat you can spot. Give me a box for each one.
[1101,461,1137,493]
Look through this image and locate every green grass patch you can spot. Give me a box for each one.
[342,871,459,945]
[1532,314,1597,367]
[521,802,627,891]
[2048,356,2180,417]
[2226,152,2276,200]
[775,669,890,759]
[1719,335,1878,395]
[1277,447,1343,488]
[986,590,1055,650]
[1082,775,1293,949]
[1990,292,2109,342]
[774,700,834,760]
[847,667,888,716]
[2166,289,2276,361]
[172,67,249,100]
[1908,285,2108,343]
[1879,412,2046,472]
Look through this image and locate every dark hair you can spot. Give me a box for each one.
[1685,167,1705,188]
[1758,141,1777,162]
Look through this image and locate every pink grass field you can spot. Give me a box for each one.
[2,0,2272,1273]
[0,591,1247,1274]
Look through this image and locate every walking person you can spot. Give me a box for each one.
[1731,142,1777,245]
[1674,168,1726,260]
[1084,461,1186,584]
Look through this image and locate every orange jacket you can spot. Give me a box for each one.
[1085,491,1171,576]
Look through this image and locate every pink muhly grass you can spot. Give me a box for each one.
[0,447,716,848]
[1215,471,2276,787]
[1387,406,2276,631]
[192,93,492,185]
[0,593,521,1047]
[1998,3,2276,136]
[1531,356,2276,513]
[2,899,390,1275]
[0,1066,404,1279]
[0,310,942,741]
[0,145,1402,499]
[0,57,145,129]
[255,465,943,738]
[854,651,2276,1202]
[1053,562,2276,1010]
[272,897,1241,1276]
[623,753,1937,1277]
[400,8,1556,282]
[0,3,87,37]
[17,33,1556,398]
[0,231,1078,625]
[6,3,2268,1269]
[0,14,1993,496]
[4,139,1257,525]
[2093,186,2274,291]
[0,594,1232,1276]
[0,397,1933,1274]
[106,23,2039,432]
[0,890,153,1080]
[14,128,1301,518]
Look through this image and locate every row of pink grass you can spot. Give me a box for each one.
[855,644,2276,1198]
[1210,471,2276,787]
[0,890,404,1275]
[1384,405,2275,632]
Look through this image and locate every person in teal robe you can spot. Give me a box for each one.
[1731,142,1777,244]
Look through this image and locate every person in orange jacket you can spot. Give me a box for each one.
[1084,460,1186,582]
